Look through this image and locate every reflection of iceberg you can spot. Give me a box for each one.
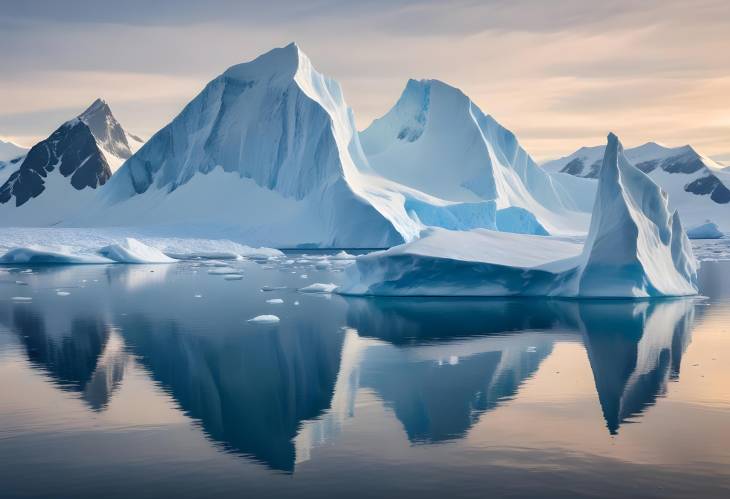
[580,300,695,434]
[120,316,346,472]
[2,305,127,410]
[342,296,696,442]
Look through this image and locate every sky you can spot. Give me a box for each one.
[0,0,728,163]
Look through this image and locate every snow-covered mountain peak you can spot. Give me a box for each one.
[360,77,592,235]
[75,98,133,171]
[0,138,28,163]
[223,42,302,84]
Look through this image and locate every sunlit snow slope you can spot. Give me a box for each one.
[360,79,594,235]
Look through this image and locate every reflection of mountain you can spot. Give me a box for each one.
[120,315,346,472]
[579,300,695,434]
[3,305,127,410]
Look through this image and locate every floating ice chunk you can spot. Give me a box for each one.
[247,315,280,324]
[15,281,27,285]
[266,298,284,304]
[11,296,32,301]
[98,238,176,264]
[331,251,356,260]
[261,285,287,291]
[194,294,203,298]
[208,267,240,275]
[300,274,308,279]
[223,274,244,280]
[294,300,300,306]
[687,221,724,240]
[56,291,71,296]
[299,282,338,293]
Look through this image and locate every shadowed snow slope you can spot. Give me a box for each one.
[543,141,730,233]
[70,43,453,248]
[360,79,593,235]
[340,134,698,298]
[0,99,138,226]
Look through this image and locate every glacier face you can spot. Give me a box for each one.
[542,141,730,233]
[360,79,592,236]
[340,133,698,298]
[0,99,137,226]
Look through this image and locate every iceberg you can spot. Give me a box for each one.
[247,315,281,324]
[340,134,698,298]
[686,220,724,239]
[0,237,176,264]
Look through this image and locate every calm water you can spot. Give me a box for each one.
[1,253,729,498]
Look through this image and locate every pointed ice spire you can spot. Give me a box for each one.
[577,133,697,297]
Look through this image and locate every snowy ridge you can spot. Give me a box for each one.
[360,79,592,235]
[340,134,698,298]
[0,100,140,226]
[73,44,507,248]
[542,141,730,232]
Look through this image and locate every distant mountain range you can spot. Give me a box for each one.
[0,43,725,244]
[542,141,730,232]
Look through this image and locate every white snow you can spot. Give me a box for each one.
[340,134,698,298]
[266,298,284,304]
[56,291,71,296]
[247,315,280,324]
[687,220,724,239]
[0,139,27,162]
[299,282,338,293]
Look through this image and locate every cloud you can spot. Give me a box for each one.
[0,0,728,160]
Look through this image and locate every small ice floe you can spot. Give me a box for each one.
[266,298,284,304]
[294,301,300,306]
[194,294,203,298]
[300,274,308,279]
[314,262,331,270]
[56,291,71,296]
[298,282,338,293]
[20,269,33,274]
[261,285,287,291]
[331,251,356,260]
[247,315,280,324]
[11,296,32,302]
[223,274,244,280]
[526,346,537,353]
[15,280,27,285]
[208,267,240,275]
[98,238,177,264]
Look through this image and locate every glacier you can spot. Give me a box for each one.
[339,133,698,298]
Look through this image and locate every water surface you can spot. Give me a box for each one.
[1,253,729,498]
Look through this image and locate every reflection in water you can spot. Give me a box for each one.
[344,297,696,438]
[120,314,346,472]
[0,267,698,471]
[1,304,127,411]
[579,300,694,434]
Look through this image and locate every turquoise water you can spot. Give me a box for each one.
[0,255,729,498]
